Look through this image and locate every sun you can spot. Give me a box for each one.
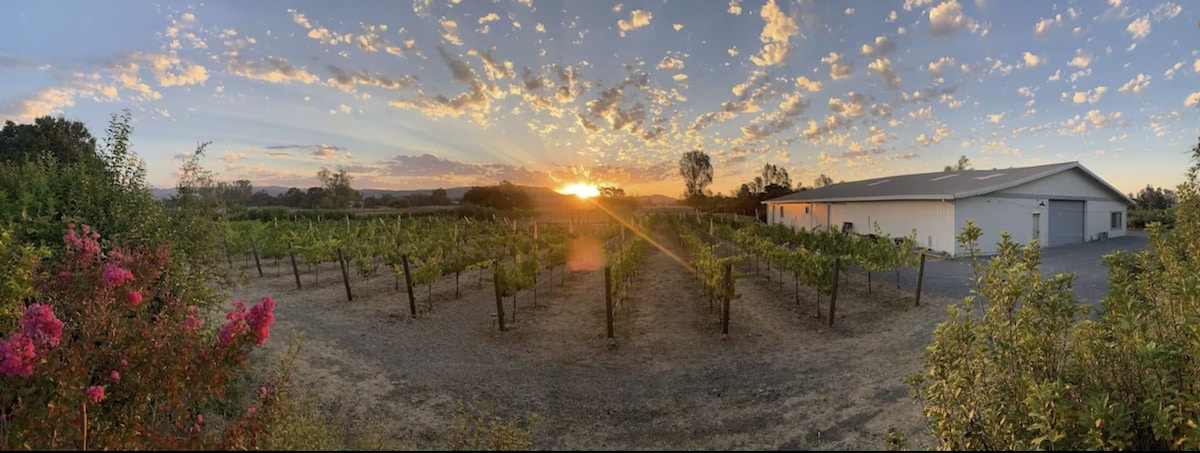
[557,182,600,199]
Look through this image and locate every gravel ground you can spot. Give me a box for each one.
[227,222,992,450]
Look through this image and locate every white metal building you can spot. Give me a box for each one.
[762,162,1135,256]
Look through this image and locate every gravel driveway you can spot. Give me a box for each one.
[887,231,1149,308]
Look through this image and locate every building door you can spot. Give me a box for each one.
[1048,199,1085,247]
[1032,213,1040,245]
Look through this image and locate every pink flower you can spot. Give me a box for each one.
[218,301,249,347]
[246,296,276,346]
[246,406,256,415]
[120,358,128,367]
[110,370,120,382]
[126,291,143,307]
[102,264,134,287]
[58,271,71,280]
[187,305,198,314]
[20,304,63,348]
[260,386,269,397]
[185,316,203,330]
[197,414,203,423]
[0,334,37,378]
[192,423,201,433]
[86,386,105,404]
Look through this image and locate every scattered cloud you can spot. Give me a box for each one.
[1126,15,1151,40]
[617,10,653,36]
[1021,52,1043,68]
[821,52,853,80]
[1068,48,1092,69]
[928,0,988,38]
[1117,73,1150,94]
[749,0,800,67]
[1186,92,1200,108]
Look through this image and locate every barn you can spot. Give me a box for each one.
[762,162,1135,256]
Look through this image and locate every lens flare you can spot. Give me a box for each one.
[557,182,600,199]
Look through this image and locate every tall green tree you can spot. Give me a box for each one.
[0,116,101,167]
[679,150,713,201]
[813,173,833,188]
[317,167,361,209]
[943,155,972,172]
[1130,184,1177,210]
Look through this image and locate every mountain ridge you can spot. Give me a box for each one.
[149,185,679,205]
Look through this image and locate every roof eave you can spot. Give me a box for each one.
[764,194,955,203]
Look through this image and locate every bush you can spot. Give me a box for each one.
[0,223,276,450]
[909,139,1200,450]
[1127,208,1175,229]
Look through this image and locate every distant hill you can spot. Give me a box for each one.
[150,184,678,205]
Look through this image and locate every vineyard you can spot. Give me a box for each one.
[217,209,943,449]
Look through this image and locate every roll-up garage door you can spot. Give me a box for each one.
[1048,199,1085,247]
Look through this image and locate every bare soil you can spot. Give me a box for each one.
[228,222,951,450]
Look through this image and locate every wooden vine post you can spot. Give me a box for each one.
[829,257,841,328]
[250,238,263,277]
[493,259,506,331]
[402,254,417,318]
[605,266,614,339]
[721,263,732,335]
[914,251,927,307]
[288,241,302,290]
[336,248,353,302]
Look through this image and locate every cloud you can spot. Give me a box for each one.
[1070,86,1108,104]
[749,0,800,67]
[326,65,418,91]
[821,52,853,80]
[1034,14,1062,37]
[904,0,935,11]
[928,0,987,38]
[1152,2,1182,20]
[673,23,683,31]
[479,12,499,24]
[228,55,320,85]
[794,76,822,93]
[1127,15,1151,40]
[987,112,1005,123]
[728,0,743,15]
[828,92,868,118]
[657,56,684,70]
[1022,52,1043,68]
[617,10,653,35]
[1118,74,1151,94]
[1068,49,1092,69]
[355,24,419,57]
[867,58,901,88]
[860,36,896,57]
[868,125,887,143]
[927,56,957,79]
[220,151,246,163]
[388,47,492,125]
[440,18,463,45]
[1186,92,1200,108]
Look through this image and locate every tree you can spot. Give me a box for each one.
[943,155,972,172]
[1130,185,1177,210]
[909,137,1200,450]
[0,116,102,168]
[316,168,361,209]
[598,186,626,198]
[814,174,833,188]
[679,150,713,201]
[460,181,532,211]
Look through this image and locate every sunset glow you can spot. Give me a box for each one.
[558,182,600,199]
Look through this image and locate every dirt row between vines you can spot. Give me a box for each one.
[228,222,951,450]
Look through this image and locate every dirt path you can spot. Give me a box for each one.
[231,221,947,450]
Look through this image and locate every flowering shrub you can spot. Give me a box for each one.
[0,224,277,450]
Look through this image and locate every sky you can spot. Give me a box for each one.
[1,0,1198,198]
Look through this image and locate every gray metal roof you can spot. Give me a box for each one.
[764,161,1135,205]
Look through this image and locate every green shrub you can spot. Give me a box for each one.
[910,138,1200,450]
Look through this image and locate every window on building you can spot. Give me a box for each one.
[1110,211,1122,230]
[780,206,785,218]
